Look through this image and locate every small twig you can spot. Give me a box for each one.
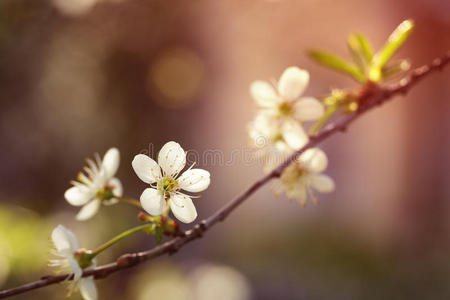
[0,51,448,299]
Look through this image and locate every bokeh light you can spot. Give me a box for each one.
[148,47,204,109]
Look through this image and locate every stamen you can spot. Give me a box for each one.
[94,152,102,168]
[83,166,95,179]
[85,158,98,174]
[77,173,93,186]
[306,187,318,205]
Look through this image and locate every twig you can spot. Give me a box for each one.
[0,51,448,299]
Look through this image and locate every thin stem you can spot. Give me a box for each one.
[309,103,340,135]
[163,199,171,216]
[117,197,142,209]
[90,224,153,258]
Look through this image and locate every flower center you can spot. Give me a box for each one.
[278,102,293,116]
[96,185,115,201]
[157,175,179,196]
[272,133,283,143]
[280,163,308,186]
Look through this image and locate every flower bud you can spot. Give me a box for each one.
[162,218,179,236]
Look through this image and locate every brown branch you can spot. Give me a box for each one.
[0,51,448,299]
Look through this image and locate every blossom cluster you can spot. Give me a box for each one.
[248,66,335,206]
[51,142,211,300]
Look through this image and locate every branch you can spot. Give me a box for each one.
[1,51,448,299]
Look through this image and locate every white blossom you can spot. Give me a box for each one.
[64,148,122,221]
[249,67,324,172]
[49,225,97,300]
[276,148,335,206]
[132,141,210,224]
[250,66,324,125]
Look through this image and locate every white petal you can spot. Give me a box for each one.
[102,148,120,178]
[140,188,166,216]
[178,169,211,192]
[108,177,123,197]
[51,225,80,255]
[68,257,83,282]
[102,177,122,206]
[294,97,325,121]
[64,186,92,206]
[79,277,98,300]
[311,174,335,193]
[250,81,281,107]
[262,142,293,173]
[132,154,161,184]
[248,112,280,146]
[281,120,309,150]
[278,67,309,101]
[254,112,279,135]
[298,148,328,173]
[158,141,186,176]
[170,193,197,224]
[76,200,101,221]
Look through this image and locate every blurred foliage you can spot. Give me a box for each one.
[0,204,50,286]
[309,19,414,83]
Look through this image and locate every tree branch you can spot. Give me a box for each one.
[0,51,448,299]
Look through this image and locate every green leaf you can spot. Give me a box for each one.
[354,33,374,62]
[370,19,414,81]
[347,34,369,74]
[308,49,365,82]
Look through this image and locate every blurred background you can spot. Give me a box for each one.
[0,0,449,299]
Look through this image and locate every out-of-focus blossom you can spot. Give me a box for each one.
[65,148,122,221]
[276,148,335,206]
[52,0,98,16]
[132,141,210,224]
[250,66,324,127]
[51,0,125,17]
[248,111,308,173]
[190,264,251,300]
[49,225,97,300]
[249,67,324,172]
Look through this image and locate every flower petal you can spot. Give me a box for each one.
[294,97,324,121]
[298,148,328,173]
[278,67,309,101]
[281,120,309,150]
[170,193,197,224]
[132,154,161,184]
[178,169,211,192]
[108,177,123,197]
[262,141,293,173]
[311,174,335,193]
[158,141,186,176]
[68,257,83,282]
[140,188,165,216]
[102,148,120,178]
[65,186,92,206]
[79,277,98,300]
[76,199,101,221]
[51,225,80,255]
[102,177,122,206]
[250,80,281,107]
